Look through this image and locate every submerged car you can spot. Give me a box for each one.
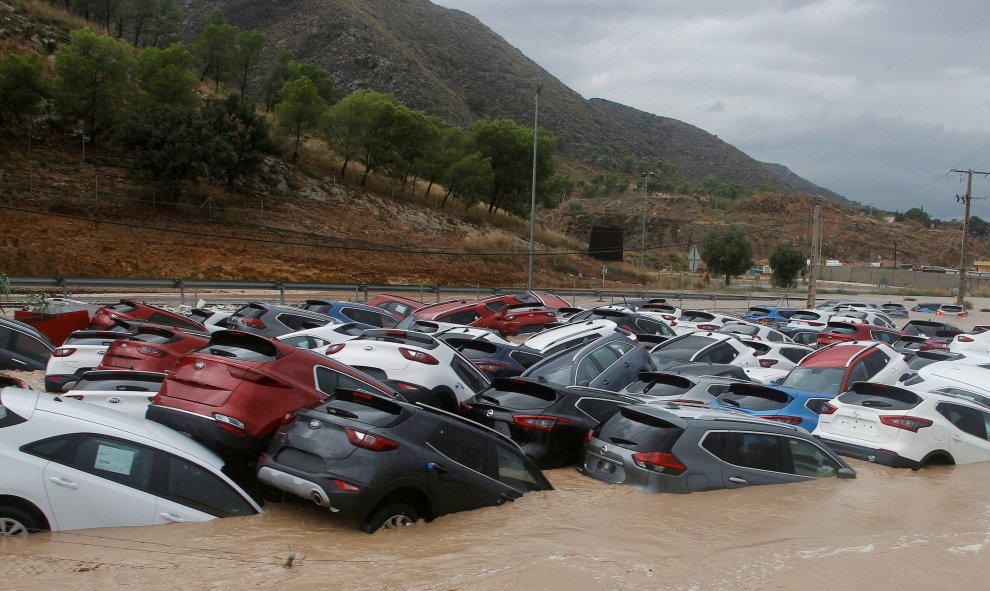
[97,325,210,373]
[462,377,639,467]
[45,330,123,393]
[0,387,261,536]
[301,299,400,329]
[89,300,205,333]
[520,332,652,392]
[578,403,854,493]
[0,317,53,373]
[257,389,552,533]
[60,370,165,419]
[225,302,334,339]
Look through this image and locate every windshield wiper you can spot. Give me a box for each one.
[609,436,637,446]
[721,398,741,407]
[208,348,236,357]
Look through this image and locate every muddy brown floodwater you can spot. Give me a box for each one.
[4,294,990,589]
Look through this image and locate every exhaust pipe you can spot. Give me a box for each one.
[311,490,325,506]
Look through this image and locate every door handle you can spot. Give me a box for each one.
[602,379,610,385]
[11,358,28,367]
[49,476,79,489]
[160,512,186,523]
[426,462,448,475]
[728,476,748,484]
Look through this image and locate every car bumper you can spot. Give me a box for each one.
[257,464,376,517]
[145,404,264,457]
[815,436,920,469]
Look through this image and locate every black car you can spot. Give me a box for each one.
[777,326,820,347]
[257,389,552,533]
[521,332,653,392]
[225,302,333,338]
[566,306,676,338]
[463,377,639,467]
[0,317,53,371]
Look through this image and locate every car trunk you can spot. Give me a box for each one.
[466,378,560,439]
[826,385,924,444]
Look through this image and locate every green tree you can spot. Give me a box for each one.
[701,226,753,285]
[286,61,335,103]
[470,118,556,215]
[116,102,207,198]
[232,29,264,98]
[193,10,238,92]
[442,152,494,208]
[259,48,292,113]
[274,75,326,159]
[0,52,51,129]
[417,127,470,200]
[969,216,988,236]
[145,0,181,47]
[903,207,930,226]
[385,106,439,194]
[54,28,134,143]
[134,43,198,107]
[201,94,276,187]
[769,241,806,289]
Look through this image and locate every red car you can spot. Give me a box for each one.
[146,330,395,458]
[401,298,558,336]
[816,321,902,348]
[364,293,425,320]
[89,300,206,333]
[97,326,210,373]
[0,374,30,389]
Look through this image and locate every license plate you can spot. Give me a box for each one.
[836,417,877,435]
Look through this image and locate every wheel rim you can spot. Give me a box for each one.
[0,517,28,537]
[381,514,413,529]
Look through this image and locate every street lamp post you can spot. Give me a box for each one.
[639,171,655,270]
[527,85,542,292]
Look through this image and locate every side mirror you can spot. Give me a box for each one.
[577,379,590,387]
[61,381,77,393]
[837,467,856,479]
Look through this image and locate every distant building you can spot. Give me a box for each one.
[975,261,990,273]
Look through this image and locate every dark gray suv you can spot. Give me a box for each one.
[578,403,855,493]
[257,390,552,532]
[226,302,333,338]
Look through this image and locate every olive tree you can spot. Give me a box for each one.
[769,241,806,289]
[701,226,753,286]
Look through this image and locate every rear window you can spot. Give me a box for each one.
[747,307,771,317]
[680,312,715,323]
[638,374,693,397]
[476,380,559,410]
[779,367,846,395]
[653,335,719,360]
[197,332,279,361]
[129,331,181,345]
[719,325,758,336]
[790,311,821,321]
[903,322,941,337]
[63,335,118,346]
[836,384,923,410]
[594,407,683,452]
[716,386,791,411]
[941,305,964,313]
[317,391,406,427]
[73,375,163,392]
[450,340,500,360]
[509,348,547,369]
[233,305,267,319]
[823,324,857,335]
[0,398,27,428]
[110,302,138,313]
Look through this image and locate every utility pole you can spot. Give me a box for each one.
[639,171,654,270]
[807,206,821,308]
[949,169,990,305]
[527,85,542,292]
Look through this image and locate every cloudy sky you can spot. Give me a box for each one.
[433,0,990,220]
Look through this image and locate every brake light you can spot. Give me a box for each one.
[385,330,407,337]
[345,427,399,451]
[958,336,975,343]
[758,415,802,425]
[399,347,439,365]
[879,415,933,432]
[504,315,515,320]
[809,322,824,327]
[820,402,838,415]
[697,324,719,331]
[53,348,76,357]
[935,310,944,315]
[459,402,473,413]
[759,359,779,368]
[139,346,167,357]
[474,361,508,375]
[240,316,266,329]
[334,479,360,492]
[324,343,346,354]
[513,415,571,432]
[390,381,421,391]
[584,428,594,443]
[632,451,686,475]
[213,413,246,434]
[226,366,287,387]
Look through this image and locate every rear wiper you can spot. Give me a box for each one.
[861,400,892,408]
[322,407,359,419]
[478,394,501,405]
[208,348,236,357]
[721,398,740,407]
[609,436,637,446]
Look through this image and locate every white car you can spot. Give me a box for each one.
[322,329,491,409]
[814,382,990,469]
[60,370,165,419]
[716,321,793,343]
[186,307,234,333]
[0,387,261,536]
[649,332,760,370]
[434,325,513,345]
[900,361,990,405]
[637,302,682,324]
[785,309,833,330]
[45,330,123,393]
[673,310,744,335]
[828,310,897,329]
[737,339,814,384]
[511,319,626,368]
[278,322,367,351]
[948,331,990,357]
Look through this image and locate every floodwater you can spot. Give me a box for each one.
[5,294,990,589]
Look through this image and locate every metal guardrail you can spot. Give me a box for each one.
[4,276,790,308]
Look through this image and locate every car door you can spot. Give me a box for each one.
[701,431,806,488]
[152,454,258,523]
[588,341,642,390]
[0,327,50,371]
[424,421,505,515]
[934,403,990,464]
[37,434,159,530]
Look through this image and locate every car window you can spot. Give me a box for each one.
[700,342,738,364]
[933,388,990,409]
[575,355,605,385]
[545,335,598,357]
[575,397,625,422]
[316,366,377,395]
[636,318,670,335]
[702,432,789,473]
[780,347,810,364]
[280,335,330,350]
[485,302,507,313]
[160,455,255,517]
[788,438,839,477]
[494,445,545,492]
[343,307,397,328]
[429,422,490,474]
[937,403,989,440]
[147,312,196,329]
[0,397,27,428]
[441,310,483,325]
[847,359,870,384]
[779,367,845,395]
[68,435,155,491]
[594,407,683,452]
[11,332,51,363]
[590,343,623,368]
[804,398,832,415]
[861,351,889,376]
[278,313,328,331]
[450,355,489,393]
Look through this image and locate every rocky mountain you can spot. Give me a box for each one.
[180,0,843,200]
[760,162,850,205]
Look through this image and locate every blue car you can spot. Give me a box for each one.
[436,334,525,379]
[708,382,834,432]
[301,299,399,329]
[742,306,796,327]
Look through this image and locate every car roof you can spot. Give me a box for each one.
[799,342,876,367]
[621,402,803,432]
[521,319,618,349]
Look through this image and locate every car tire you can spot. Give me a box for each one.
[362,502,420,534]
[429,387,458,413]
[0,506,45,537]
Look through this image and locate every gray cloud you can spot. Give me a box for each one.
[434,0,990,219]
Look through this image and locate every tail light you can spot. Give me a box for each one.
[213,413,246,435]
[960,312,968,317]
[226,366,287,387]
[53,348,77,357]
[820,402,838,415]
[459,402,473,413]
[759,358,778,368]
[474,361,508,375]
[345,427,399,451]
[958,336,975,343]
[334,479,360,492]
[390,381,421,392]
[504,315,515,321]
[512,415,571,432]
[400,347,439,365]
[662,315,676,321]
[935,310,944,315]
[809,322,825,327]
[584,428,594,443]
[241,317,267,330]
[632,452,686,475]
[697,324,719,331]
[324,343,346,354]
[879,415,933,432]
[758,415,802,425]
[139,346,167,357]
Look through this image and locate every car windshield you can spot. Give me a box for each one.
[790,311,820,320]
[779,367,846,395]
